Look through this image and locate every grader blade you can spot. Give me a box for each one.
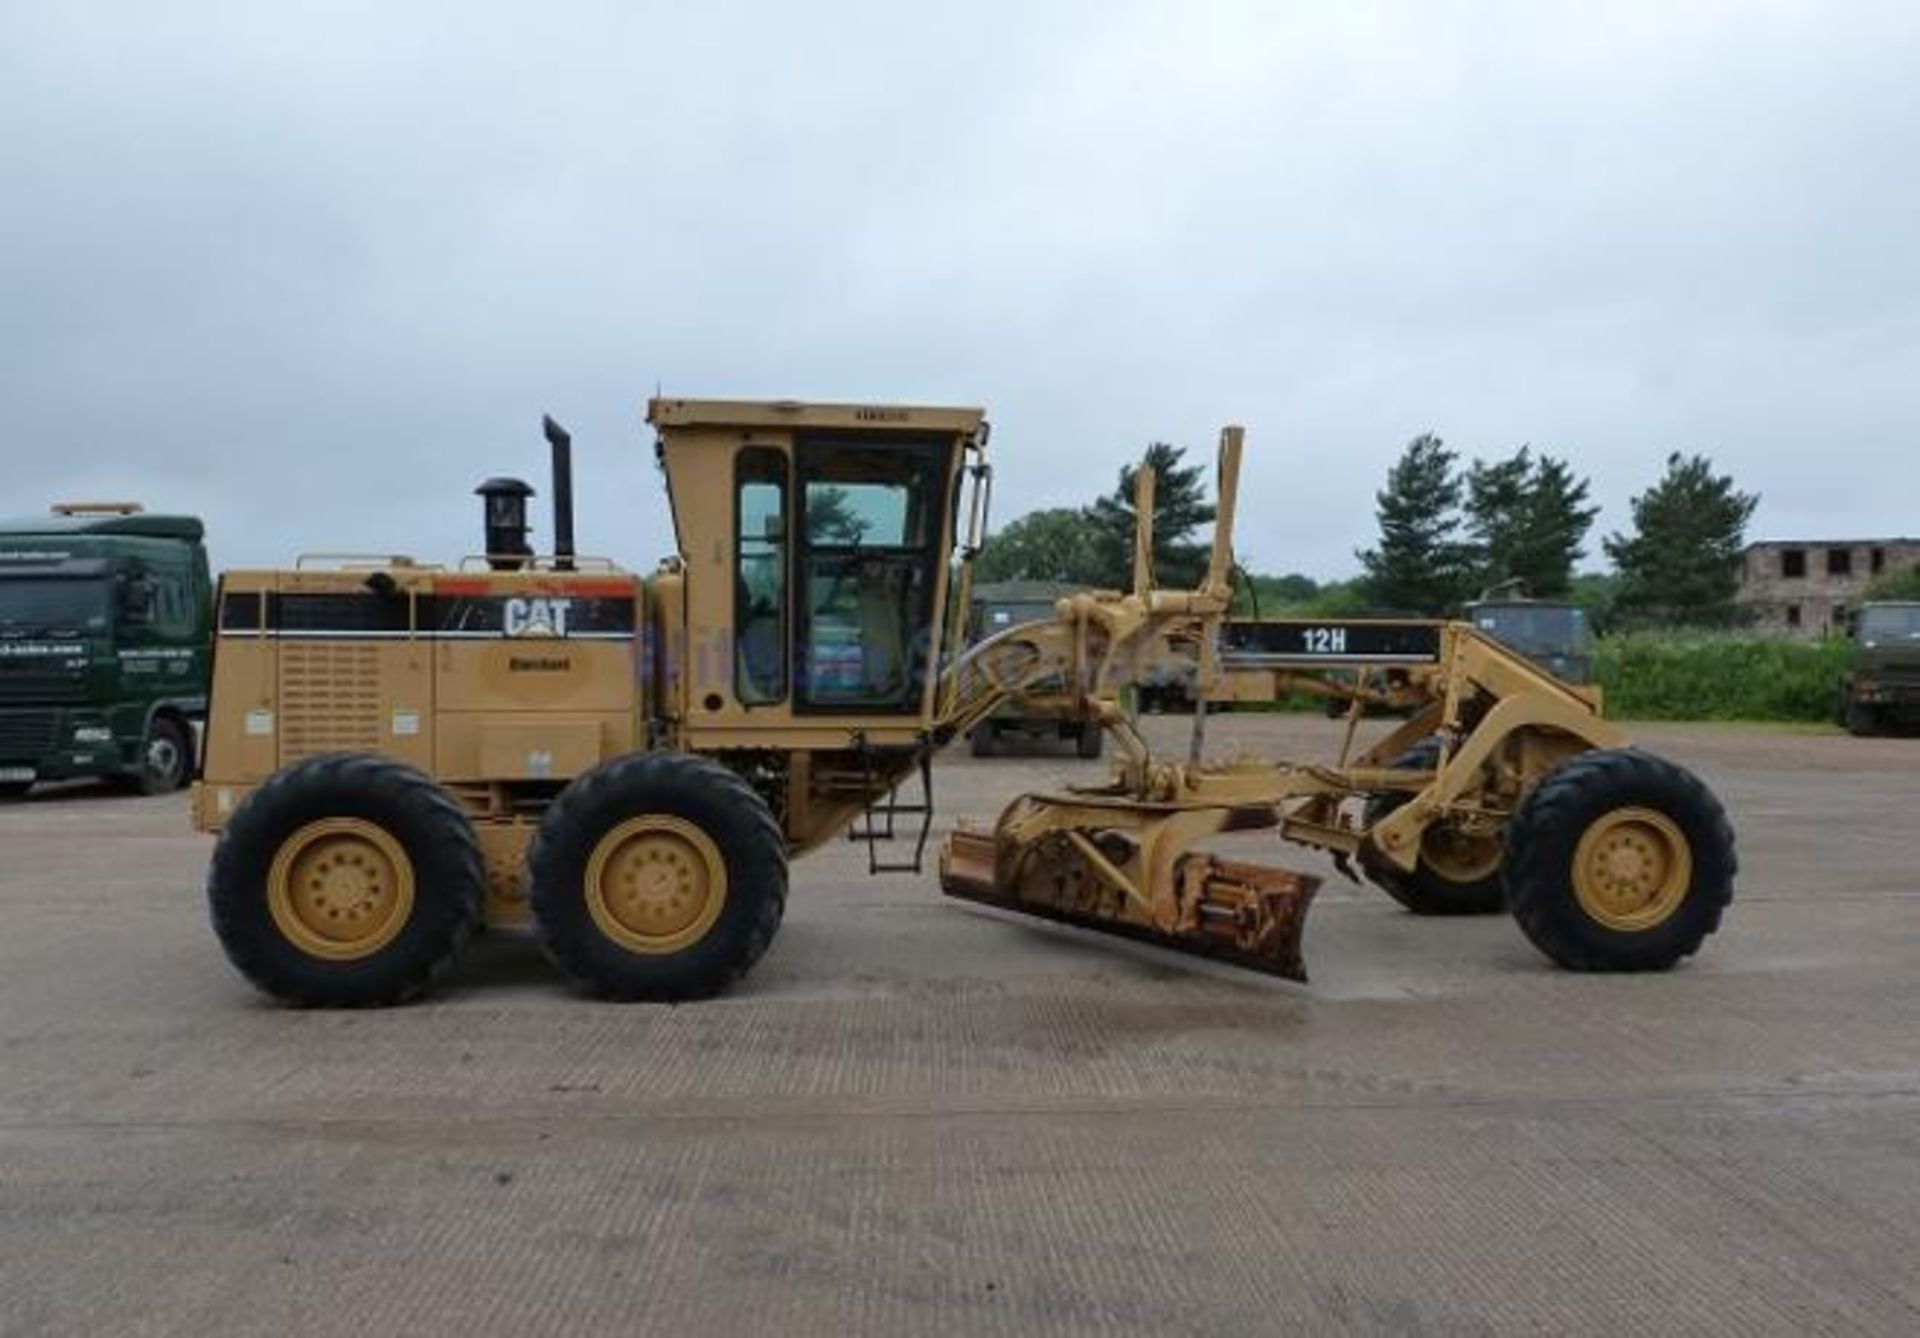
[939,824,1321,982]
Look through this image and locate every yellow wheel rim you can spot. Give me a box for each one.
[267,818,416,961]
[1572,806,1692,931]
[1420,824,1504,885]
[584,815,727,955]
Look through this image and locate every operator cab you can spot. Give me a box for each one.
[648,399,988,744]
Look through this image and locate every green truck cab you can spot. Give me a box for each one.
[0,504,211,797]
[1839,601,1920,736]
[1465,598,1594,685]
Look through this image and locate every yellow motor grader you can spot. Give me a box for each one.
[193,400,1735,1005]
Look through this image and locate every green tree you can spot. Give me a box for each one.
[1300,579,1373,617]
[1863,564,1920,601]
[1464,448,1533,593]
[1083,442,1217,590]
[972,508,1093,584]
[1357,433,1474,614]
[1233,570,1321,614]
[1567,570,1623,632]
[1465,449,1598,599]
[1517,455,1600,598]
[1603,453,1758,627]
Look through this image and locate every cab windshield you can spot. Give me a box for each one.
[1472,603,1588,656]
[973,601,1056,641]
[1859,606,1920,643]
[0,577,113,635]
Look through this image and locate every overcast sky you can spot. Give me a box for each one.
[4,1,1916,580]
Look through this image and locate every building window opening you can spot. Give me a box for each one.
[1871,547,1886,575]
[1827,548,1852,578]
[1781,549,1806,579]
[1785,603,1802,630]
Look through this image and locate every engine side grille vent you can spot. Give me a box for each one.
[279,642,382,760]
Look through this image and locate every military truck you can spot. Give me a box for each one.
[965,580,1102,757]
[1465,597,1594,685]
[1838,601,1920,736]
[0,504,211,797]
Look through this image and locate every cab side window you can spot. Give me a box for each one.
[154,565,194,638]
[735,448,788,705]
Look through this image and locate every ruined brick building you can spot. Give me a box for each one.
[1737,538,1920,634]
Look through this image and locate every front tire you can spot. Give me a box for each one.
[529,751,787,1002]
[134,715,192,795]
[1504,748,1735,972]
[1844,700,1883,737]
[207,754,483,1006]
[1361,742,1507,915]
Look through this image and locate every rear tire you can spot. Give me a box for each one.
[529,751,787,1001]
[207,754,483,1006]
[1075,725,1105,760]
[1504,748,1735,972]
[1361,742,1507,915]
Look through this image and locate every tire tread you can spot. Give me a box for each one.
[207,753,483,1006]
[1504,748,1735,971]
[529,751,787,1002]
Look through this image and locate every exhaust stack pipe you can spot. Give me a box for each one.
[543,415,576,572]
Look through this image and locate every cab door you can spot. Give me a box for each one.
[792,437,946,715]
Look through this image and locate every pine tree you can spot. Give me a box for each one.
[1083,442,1217,590]
[1603,453,1758,626]
[1516,454,1599,599]
[1357,433,1473,614]
[1465,448,1534,594]
[1466,449,1598,599]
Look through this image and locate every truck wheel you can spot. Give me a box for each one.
[0,782,31,800]
[1844,701,1883,737]
[529,751,787,1002]
[969,724,996,758]
[134,716,192,795]
[207,754,483,1006]
[1075,725,1105,760]
[1504,749,1735,972]
[1360,742,1506,915]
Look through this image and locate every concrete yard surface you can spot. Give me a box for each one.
[1,716,1917,1335]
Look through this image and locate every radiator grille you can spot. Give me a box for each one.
[0,709,61,760]
[279,643,382,759]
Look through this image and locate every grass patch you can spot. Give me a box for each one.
[1595,632,1848,723]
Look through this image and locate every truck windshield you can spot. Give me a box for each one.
[1472,604,1588,656]
[0,577,113,634]
[974,601,1057,641]
[1859,606,1920,642]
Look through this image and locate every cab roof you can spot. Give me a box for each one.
[646,397,985,436]
[0,512,204,542]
